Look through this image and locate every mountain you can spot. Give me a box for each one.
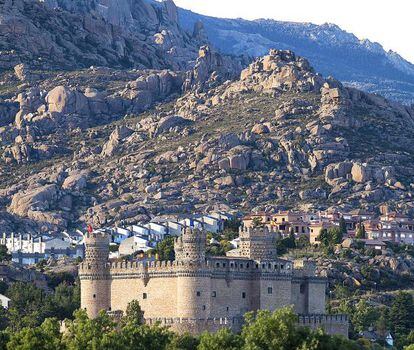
[0,0,204,71]
[1,46,414,233]
[178,9,414,105]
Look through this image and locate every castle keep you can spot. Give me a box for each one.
[79,227,348,336]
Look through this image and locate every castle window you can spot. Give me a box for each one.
[212,291,217,297]
[246,263,249,268]
[242,292,246,299]
[268,287,273,294]
[143,293,147,299]
[93,294,96,299]
[202,305,206,310]
[197,291,201,297]
[268,263,271,269]
[240,263,243,268]
[226,307,229,312]
[300,283,306,294]
[216,262,220,268]
[230,263,234,268]
[281,264,284,269]
[223,263,226,267]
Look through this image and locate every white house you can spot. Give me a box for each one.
[179,218,204,230]
[199,215,222,233]
[0,294,10,309]
[165,221,185,236]
[145,223,168,241]
[119,236,152,256]
[130,225,150,236]
[112,227,132,244]
[209,212,233,221]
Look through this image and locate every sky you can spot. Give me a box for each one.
[174,0,414,64]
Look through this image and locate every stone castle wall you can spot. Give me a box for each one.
[79,228,347,337]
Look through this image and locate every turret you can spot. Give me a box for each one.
[238,226,278,261]
[175,228,211,319]
[79,231,111,318]
[174,228,206,263]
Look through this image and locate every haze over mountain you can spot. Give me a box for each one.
[178,9,414,105]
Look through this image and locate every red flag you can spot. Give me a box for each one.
[87,224,93,233]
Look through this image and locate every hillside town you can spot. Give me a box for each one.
[1,205,413,265]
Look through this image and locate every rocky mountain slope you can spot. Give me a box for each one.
[1,46,414,233]
[0,0,206,71]
[179,9,414,104]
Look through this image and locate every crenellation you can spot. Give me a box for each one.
[79,227,348,337]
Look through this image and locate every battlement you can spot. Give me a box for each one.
[239,225,278,237]
[143,314,348,336]
[237,225,278,261]
[298,314,349,337]
[293,260,316,277]
[84,230,109,244]
[145,316,245,334]
[174,228,206,262]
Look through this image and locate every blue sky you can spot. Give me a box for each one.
[175,0,414,64]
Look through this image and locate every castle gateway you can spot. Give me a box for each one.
[79,227,348,336]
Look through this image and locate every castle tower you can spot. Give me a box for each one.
[174,227,206,263]
[238,226,278,261]
[175,228,211,319]
[79,231,111,318]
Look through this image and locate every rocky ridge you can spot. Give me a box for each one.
[0,0,205,71]
[1,48,414,233]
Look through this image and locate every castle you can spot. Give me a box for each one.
[79,226,348,336]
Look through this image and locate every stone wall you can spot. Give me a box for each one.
[298,314,349,338]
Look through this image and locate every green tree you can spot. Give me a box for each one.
[115,323,172,350]
[155,236,175,261]
[339,217,348,235]
[351,300,380,333]
[375,307,390,339]
[297,235,310,249]
[167,332,199,350]
[122,300,144,326]
[63,309,117,350]
[0,246,11,262]
[6,282,46,330]
[242,307,303,349]
[355,222,366,239]
[198,328,241,350]
[6,318,63,350]
[252,217,263,228]
[222,218,241,241]
[318,229,331,247]
[44,283,80,321]
[328,227,343,244]
[390,292,414,340]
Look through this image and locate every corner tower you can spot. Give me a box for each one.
[79,231,111,318]
[238,226,278,261]
[174,228,211,319]
[174,227,206,263]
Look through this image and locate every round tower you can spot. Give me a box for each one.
[174,227,206,263]
[175,228,211,320]
[79,231,111,318]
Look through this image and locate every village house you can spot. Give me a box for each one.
[0,233,84,265]
[118,235,153,256]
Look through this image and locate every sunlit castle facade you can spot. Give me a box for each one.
[79,226,348,336]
